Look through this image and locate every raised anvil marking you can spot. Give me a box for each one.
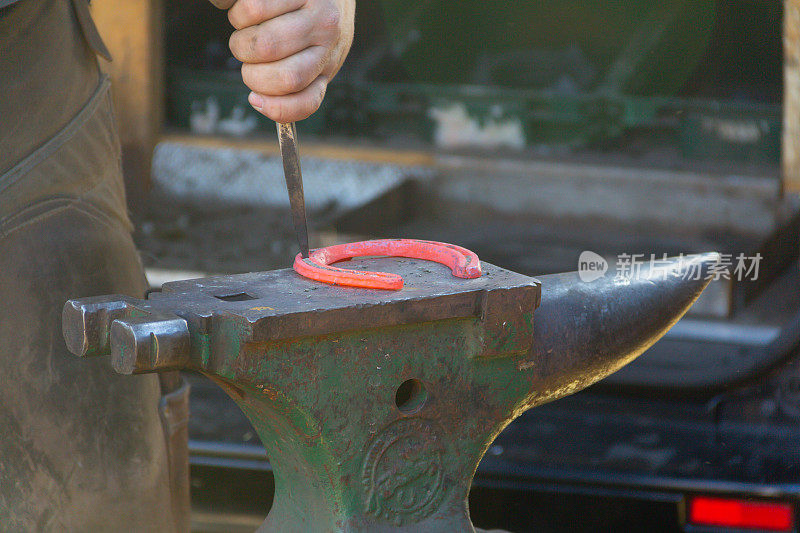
[362,418,447,525]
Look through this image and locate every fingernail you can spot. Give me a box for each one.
[248,92,262,110]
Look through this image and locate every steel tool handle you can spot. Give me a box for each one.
[276,122,310,258]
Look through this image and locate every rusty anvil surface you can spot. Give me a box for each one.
[62,254,716,532]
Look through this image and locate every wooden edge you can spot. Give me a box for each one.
[158,132,436,168]
[91,0,163,199]
[784,0,800,194]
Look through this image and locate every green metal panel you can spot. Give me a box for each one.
[167,68,780,160]
[378,0,716,95]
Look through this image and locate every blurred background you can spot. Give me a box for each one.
[93,1,799,531]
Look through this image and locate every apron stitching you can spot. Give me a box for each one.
[0,75,111,196]
[0,197,121,240]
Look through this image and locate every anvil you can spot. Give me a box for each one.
[63,253,717,532]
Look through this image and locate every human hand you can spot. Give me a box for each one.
[212,0,355,123]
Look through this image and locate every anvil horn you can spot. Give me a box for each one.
[525,252,720,406]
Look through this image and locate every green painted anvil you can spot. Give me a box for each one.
[63,253,717,532]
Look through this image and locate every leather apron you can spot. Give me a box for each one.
[0,1,188,530]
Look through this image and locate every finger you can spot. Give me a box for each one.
[248,76,328,123]
[241,46,327,96]
[229,11,316,63]
[208,0,237,9]
[228,0,307,30]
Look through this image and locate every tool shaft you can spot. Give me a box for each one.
[276,122,310,258]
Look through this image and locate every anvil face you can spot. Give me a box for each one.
[63,253,716,532]
[151,257,540,350]
[64,259,540,373]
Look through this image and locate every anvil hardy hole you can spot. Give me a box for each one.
[395,379,427,414]
[214,292,257,302]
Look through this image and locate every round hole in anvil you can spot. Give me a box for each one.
[395,379,427,414]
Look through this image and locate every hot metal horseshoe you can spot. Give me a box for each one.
[292,239,482,290]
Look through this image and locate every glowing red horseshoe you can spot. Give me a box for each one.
[293,239,482,290]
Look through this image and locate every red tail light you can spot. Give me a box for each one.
[688,496,794,531]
